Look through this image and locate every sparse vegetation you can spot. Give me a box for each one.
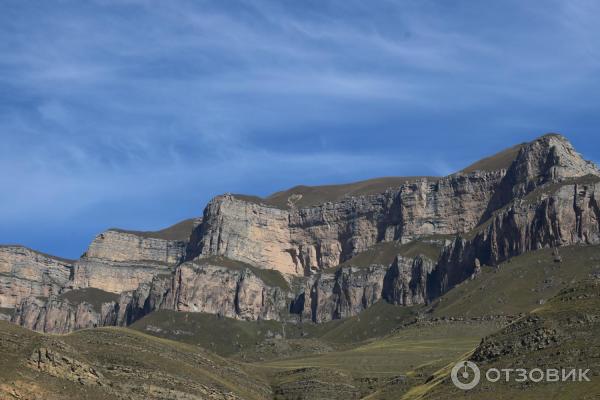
[459,143,524,173]
[235,176,438,209]
[110,218,198,241]
[196,255,290,290]
[59,288,120,312]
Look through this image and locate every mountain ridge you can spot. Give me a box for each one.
[1,132,599,336]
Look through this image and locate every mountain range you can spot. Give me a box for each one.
[1,133,599,399]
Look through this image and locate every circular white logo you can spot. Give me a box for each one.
[451,361,481,390]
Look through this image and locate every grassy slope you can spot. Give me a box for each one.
[410,279,600,400]
[58,288,120,312]
[130,302,420,358]
[459,143,524,173]
[130,310,285,357]
[338,239,445,269]
[235,176,438,209]
[109,217,198,241]
[195,255,290,290]
[259,321,500,379]
[430,245,600,318]
[234,139,523,211]
[0,321,272,400]
[258,320,502,400]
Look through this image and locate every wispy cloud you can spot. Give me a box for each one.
[1,0,600,257]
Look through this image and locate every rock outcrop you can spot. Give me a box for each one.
[483,133,600,219]
[192,170,504,275]
[71,229,188,294]
[383,255,435,306]
[84,229,187,265]
[15,251,439,330]
[71,258,172,294]
[288,253,436,323]
[3,133,600,334]
[0,246,72,308]
[429,177,600,298]
[29,347,106,386]
[294,265,388,323]
[123,261,290,322]
[12,296,116,334]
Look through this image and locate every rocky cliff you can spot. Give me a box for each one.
[483,133,599,219]
[192,170,503,275]
[292,265,388,323]
[84,229,187,264]
[383,254,435,306]
[15,251,439,331]
[0,246,72,308]
[12,296,117,334]
[71,228,189,294]
[429,176,600,297]
[4,134,600,334]
[14,260,292,332]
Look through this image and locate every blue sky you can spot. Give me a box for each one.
[1,0,600,258]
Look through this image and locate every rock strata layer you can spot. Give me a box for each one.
[0,246,72,308]
[3,134,600,334]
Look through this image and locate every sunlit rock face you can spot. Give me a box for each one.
[194,170,504,275]
[5,134,600,333]
[0,246,72,308]
[84,230,186,265]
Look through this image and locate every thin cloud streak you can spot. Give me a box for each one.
[1,0,600,257]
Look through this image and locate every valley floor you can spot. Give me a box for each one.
[3,245,600,399]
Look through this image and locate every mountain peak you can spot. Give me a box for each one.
[514,133,599,182]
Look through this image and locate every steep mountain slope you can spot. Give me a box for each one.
[0,321,272,400]
[2,133,599,337]
[2,245,600,399]
[191,134,598,275]
[406,277,600,400]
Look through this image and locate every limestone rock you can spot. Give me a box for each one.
[85,229,186,265]
[12,296,116,334]
[70,227,191,294]
[484,133,599,217]
[431,178,600,297]
[29,347,105,386]
[0,246,72,308]
[293,265,388,323]
[71,258,171,294]
[111,262,290,324]
[382,255,434,306]
[193,170,504,274]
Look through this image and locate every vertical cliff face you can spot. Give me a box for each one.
[484,134,599,219]
[293,265,388,323]
[0,246,72,308]
[71,259,171,294]
[429,178,600,298]
[13,251,439,331]
[11,296,115,334]
[161,262,289,320]
[72,228,190,294]
[288,253,436,323]
[383,255,435,306]
[193,170,503,275]
[193,198,297,273]
[4,134,600,334]
[106,261,291,324]
[84,230,187,264]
